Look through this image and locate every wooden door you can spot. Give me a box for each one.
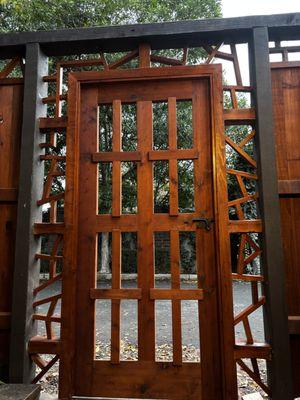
[64,66,229,400]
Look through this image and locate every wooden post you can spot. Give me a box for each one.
[9,43,48,383]
[249,26,293,400]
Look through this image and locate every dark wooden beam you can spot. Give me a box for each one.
[9,43,48,383]
[0,13,300,57]
[249,26,293,400]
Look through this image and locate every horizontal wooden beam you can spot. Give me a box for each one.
[0,13,300,57]
[150,289,204,300]
[270,61,300,69]
[33,223,65,235]
[148,149,199,161]
[288,316,300,335]
[234,342,272,360]
[0,188,18,202]
[90,288,142,300]
[224,108,256,125]
[278,179,300,195]
[92,151,142,162]
[0,78,23,85]
[28,335,61,355]
[228,220,262,233]
[0,312,11,330]
[39,117,67,131]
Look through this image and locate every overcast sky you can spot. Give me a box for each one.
[217,1,300,85]
[222,0,300,17]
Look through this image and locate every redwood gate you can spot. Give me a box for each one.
[64,65,227,399]
[0,13,300,400]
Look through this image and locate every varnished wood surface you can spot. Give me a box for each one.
[0,80,23,379]
[64,65,228,399]
[1,13,300,58]
[271,63,300,396]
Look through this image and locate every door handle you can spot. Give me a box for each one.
[192,217,214,231]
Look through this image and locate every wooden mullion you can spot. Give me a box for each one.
[243,317,254,344]
[112,100,122,217]
[108,49,139,69]
[225,135,257,167]
[139,43,151,68]
[10,43,48,383]
[137,99,155,361]
[170,230,182,366]
[230,44,242,86]
[250,27,293,399]
[0,57,19,78]
[237,174,248,197]
[239,129,256,147]
[111,229,121,364]
[230,88,238,109]
[193,79,225,397]
[237,359,270,395]
[168,97,178,217]
[55,64,63,118]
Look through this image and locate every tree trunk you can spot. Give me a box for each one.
[100,232,110,273]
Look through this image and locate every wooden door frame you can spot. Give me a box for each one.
[61,64,236,400]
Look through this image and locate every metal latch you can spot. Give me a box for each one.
[192,217,214,231]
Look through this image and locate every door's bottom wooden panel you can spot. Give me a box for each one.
[80,361,202,400]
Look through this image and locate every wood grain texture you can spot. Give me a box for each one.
[271,64,300,397]
[1,13,300,58]
[64,65,234,399]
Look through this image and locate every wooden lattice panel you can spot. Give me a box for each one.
[28,42,271,397]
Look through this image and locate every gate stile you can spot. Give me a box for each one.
[1,14,298,400]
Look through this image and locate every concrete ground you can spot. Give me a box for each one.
[37,280,265,344]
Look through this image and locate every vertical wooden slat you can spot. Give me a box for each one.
[210,65,238,398]
[72,85,98,394]
[9,43,47,383]
[137,99,155,361]
[112,100,122,217]
[168,97,179,217]
[249,26,293,400]
[193,79,225,399]
[55,64,63,118]
[137,40,155,362]
[139,43,151,68]
[111,229,121,364]
[0,79,23,381]
[170,229,182,365]
[230,44,242,86]
[59,73,79,399]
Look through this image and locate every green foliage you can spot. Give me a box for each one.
[0,0,221,32]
